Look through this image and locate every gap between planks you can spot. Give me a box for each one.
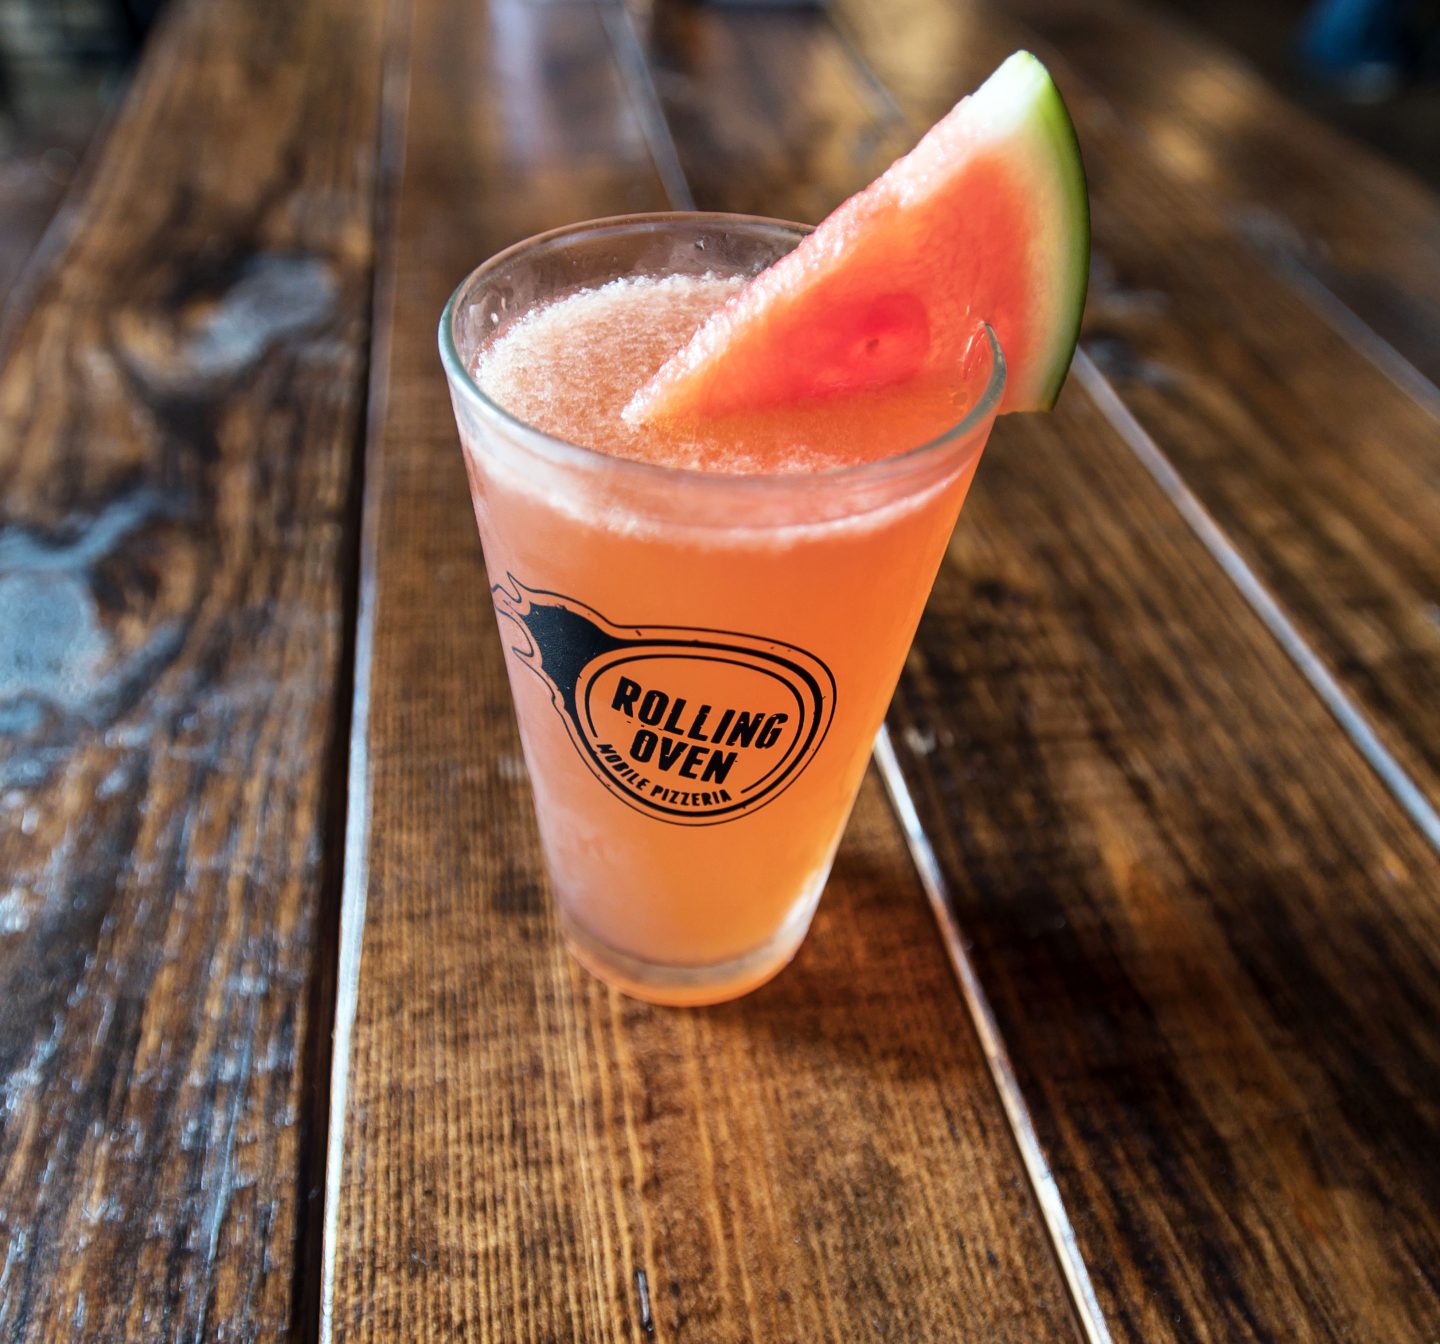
[873,727,1115,1344]
[1072,349,1440,854]
[1255,245,1440,420]
[318,0,415,1338]
[600,2,697,212]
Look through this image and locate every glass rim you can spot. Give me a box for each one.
[438,211,1007,495]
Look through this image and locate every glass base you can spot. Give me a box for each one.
[558,873,828,1007]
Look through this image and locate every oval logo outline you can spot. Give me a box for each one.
[493,575,836,826]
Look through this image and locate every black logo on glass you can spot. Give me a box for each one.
[494,576,836,826]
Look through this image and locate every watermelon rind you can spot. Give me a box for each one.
[944,50,1089,410]
[1014,53,1090,409]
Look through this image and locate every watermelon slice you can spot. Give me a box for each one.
[625,51,1088,424]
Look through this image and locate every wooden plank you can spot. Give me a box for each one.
[642,3,1440,1338]
[326,0,1074,1337]
[890,393,1440,1344]
[828,0,1440,824]
[0,0,387,1337]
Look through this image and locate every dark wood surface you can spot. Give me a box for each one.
[1,0,1437,1339]
[0,0,385,1336]
[893,400,1440,1343]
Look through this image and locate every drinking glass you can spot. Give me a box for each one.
[440,214,1003,1005]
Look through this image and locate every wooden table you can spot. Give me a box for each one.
[2,0,1437,1338]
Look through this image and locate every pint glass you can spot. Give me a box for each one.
[440,214,1003,1005]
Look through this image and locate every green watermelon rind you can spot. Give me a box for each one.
[1023,58,1090,410]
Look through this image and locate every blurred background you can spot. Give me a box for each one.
[0,0,1437,307]
[0,0,163,296]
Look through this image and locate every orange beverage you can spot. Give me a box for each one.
[441,215,1002,1005]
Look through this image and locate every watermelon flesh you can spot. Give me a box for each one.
[624,52,1089,425]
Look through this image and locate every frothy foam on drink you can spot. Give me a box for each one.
[470,275,979,475]
[473,275,769,472]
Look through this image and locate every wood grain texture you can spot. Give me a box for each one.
[892,391,1440,1344]
[0,0,386,1336]
[830,0,1440,817]
[641,4,1440,1338]
[327,0,1073,1337]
